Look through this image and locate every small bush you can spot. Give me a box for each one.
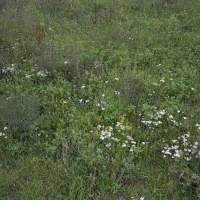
[0,94,40,137]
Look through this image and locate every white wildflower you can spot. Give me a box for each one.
[122,143,126,147]
[106,143,111,148]
[126,136,133,141]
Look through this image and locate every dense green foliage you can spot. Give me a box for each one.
[0,0,200,199]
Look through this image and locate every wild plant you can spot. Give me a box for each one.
[0,94,40,137]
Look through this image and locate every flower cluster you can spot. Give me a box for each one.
[167,114,180,127]
[131,197,145,200]
[195,123,200,130]
[0,127,8,139]
[140,109,165,130]
[2,66,15,73]
[96,94,106,111]
[140,108,185,130]
[94,120,137,152]
[1,62,51,79]
[36,70,49,77]
[25,69,49,79]
[162,133,200,161]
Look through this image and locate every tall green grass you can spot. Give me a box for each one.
[0,0,200,199]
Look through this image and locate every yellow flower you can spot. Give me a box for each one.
[125,125,132,131]
[78,40,85,46]
[96,116,102,123]
[120,115,125,124]
[85,133,90,140]
[82,125,86,130]
[62,101,67,105]
[87,119,93,129]
[94,130,100,137]
[68,37,73,43]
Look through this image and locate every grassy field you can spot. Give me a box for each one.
[0,0,200,199]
